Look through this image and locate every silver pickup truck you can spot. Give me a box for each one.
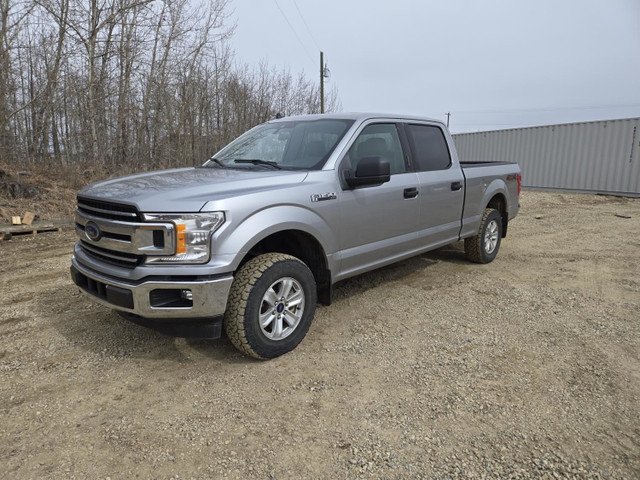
[70,113,521,359]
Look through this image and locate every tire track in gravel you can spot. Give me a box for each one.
[1,193,640,479]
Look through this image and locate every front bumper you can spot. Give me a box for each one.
[70,256,234,320]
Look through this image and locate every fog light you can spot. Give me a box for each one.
[149,289,193,308]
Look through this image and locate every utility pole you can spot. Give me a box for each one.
[319,52,331,113]
[446,112,451,128]
[320,51,325,114]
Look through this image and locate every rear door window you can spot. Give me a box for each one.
[406,124,451,171]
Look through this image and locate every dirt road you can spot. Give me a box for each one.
[1,191,639,479]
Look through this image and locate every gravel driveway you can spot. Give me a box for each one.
[1,191,639,479]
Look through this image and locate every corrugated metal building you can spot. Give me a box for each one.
[452,117,640,196]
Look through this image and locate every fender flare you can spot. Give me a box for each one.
[480,179,509,217]
[212,205,336,271]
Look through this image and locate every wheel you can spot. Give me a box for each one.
[464,208,503,264]
[224,253,317,359]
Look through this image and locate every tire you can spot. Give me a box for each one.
[224,253,317,359]
[464,208,503,264]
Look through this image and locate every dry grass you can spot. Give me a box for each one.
[0,162,149,222]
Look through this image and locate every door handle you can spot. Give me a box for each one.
[451,181,463,191]
[404,187,419,199]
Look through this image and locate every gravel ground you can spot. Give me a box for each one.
[0,190,639,479]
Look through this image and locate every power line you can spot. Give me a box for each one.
[272,0,315,66]
[292,0,321,51]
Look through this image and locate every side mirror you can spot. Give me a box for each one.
[344,156,391,188]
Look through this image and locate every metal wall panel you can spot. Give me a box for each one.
[452,118,640,195]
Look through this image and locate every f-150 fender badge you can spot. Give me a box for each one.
[310,192,337,202]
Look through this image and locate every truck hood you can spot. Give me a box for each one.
[79,167,309,213]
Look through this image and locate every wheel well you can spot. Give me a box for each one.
[240,230,333,305]
[487,194,509,237]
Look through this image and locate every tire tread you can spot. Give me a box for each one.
[224,253,306,359]
[465,208,499,264]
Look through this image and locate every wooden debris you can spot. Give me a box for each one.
[11,216,21,225]
[22,211,35,225]
[0,219,73,241]
[614,214,631,219]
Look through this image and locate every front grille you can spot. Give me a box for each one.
[77,197,145,268]
[75,197,173,268]
[77,196,140,222]
[79,241,143,269]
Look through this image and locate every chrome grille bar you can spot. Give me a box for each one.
[77,203,138,218]
[79,241,139,265]
[75,210,175,256]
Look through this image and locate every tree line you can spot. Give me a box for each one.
[0,0,339,175]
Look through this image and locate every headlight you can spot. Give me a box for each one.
[143,213,225,264]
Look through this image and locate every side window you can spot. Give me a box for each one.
[406,124,451,171]
[345,123,406,174]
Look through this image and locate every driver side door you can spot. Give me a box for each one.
[336,122,420,279]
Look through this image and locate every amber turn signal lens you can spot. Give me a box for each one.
[176,224,187,254]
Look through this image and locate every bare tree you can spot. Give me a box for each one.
[0,0,35,162]
[0,0,340,181]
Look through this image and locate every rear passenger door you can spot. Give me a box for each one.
[337,122,420,277]
[404,123,464,249]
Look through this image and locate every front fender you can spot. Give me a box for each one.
[211,205,337,272]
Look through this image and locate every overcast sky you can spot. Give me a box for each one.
[228,0,640,133]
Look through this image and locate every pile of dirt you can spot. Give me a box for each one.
[0,164,78,222]
[0,169,42,199]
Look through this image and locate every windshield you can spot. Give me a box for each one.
[203,119,354,170]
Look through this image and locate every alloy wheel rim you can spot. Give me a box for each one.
[259,277,305,341]
[484,220,499,254]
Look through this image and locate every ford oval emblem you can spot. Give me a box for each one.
[85,221,102,241]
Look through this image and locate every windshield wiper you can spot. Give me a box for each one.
[234,159,282,169]
[204,158,226,168]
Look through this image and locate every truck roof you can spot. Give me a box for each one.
[270,112,446,126]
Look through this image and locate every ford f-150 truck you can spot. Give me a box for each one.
[70,113,521,359]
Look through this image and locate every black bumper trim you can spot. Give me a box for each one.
[71,265,134,309]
